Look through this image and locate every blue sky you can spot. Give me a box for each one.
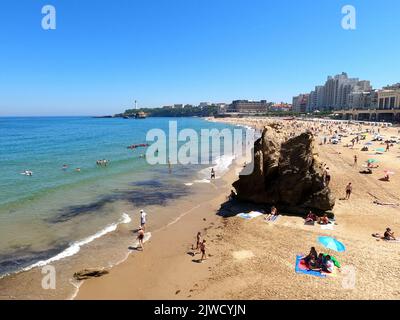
[0,0,399,116]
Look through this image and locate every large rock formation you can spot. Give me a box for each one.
[233,125,335,213]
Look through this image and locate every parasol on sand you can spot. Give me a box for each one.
[318,236,346,252]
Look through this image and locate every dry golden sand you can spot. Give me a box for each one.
[77,118,400,300]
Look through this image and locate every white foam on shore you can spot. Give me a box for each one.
[193,179,211,184]
[198,154,235,180]
[22,212,132,272]
[69,231,152,300]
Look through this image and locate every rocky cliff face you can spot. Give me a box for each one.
[233,125,335,213]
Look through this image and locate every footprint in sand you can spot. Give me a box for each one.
[232,250,255,261]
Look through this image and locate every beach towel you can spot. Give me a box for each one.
[237,211,263,220]
[304,220,315,226]
[295,255,326,278]
[321,223,334,230]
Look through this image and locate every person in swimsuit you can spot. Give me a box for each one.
[345,182,352,200]
[200,240,207,262]
[305,210,317,224]
[265,206,278,221]
[384,228,396,241]
[318,213,329,225]
[193,232,202,251]
[210,168,216,180]
[137,227,145,250]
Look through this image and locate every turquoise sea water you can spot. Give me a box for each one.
[0,117,237,277]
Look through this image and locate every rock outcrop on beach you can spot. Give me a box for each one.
[233,124,335,213]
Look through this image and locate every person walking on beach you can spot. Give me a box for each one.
[192,232,202,251]
[345,182,353,200]
[140,209,147,231]
[200,240,207,262]
[324,167,331,186]
[210,168,216,180]
[137,227,145,250]
[354,155,358,166]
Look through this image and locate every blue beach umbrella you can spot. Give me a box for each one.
[365,142,373,146]
[318,236,346,252]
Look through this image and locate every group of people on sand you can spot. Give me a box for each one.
[135,209,147,250]
[304,211,331,225]
[302,247,336,273]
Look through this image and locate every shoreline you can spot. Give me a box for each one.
[75,152,245,299]
[0,117,239,300]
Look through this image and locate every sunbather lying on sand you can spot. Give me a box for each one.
[373,200,399,207]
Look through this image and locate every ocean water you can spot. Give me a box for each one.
[0,116,239,281]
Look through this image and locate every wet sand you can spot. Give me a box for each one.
[77,118,400,300]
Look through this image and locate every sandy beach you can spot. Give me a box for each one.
[76,117,400,300]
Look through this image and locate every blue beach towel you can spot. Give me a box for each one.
[295,255,326,278]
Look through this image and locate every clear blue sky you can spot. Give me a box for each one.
[0,0,399,116]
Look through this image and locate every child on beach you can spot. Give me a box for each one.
[137,227,145,250]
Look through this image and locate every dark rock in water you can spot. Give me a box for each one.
[73,268,109,281]
[233,125,335,214]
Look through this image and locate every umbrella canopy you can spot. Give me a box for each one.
[318,236,346,252]
[367,159,378,163]
[365,142,373,146]
[376,148,385,152]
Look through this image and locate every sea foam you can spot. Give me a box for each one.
[22,212,132,272]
